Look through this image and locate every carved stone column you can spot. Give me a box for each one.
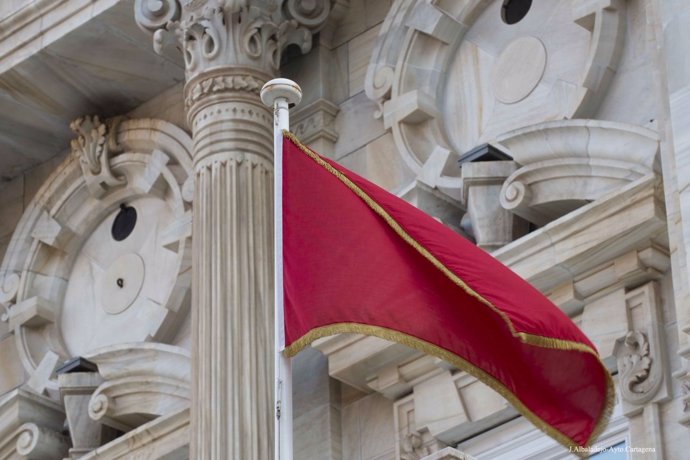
[134,1,335,457]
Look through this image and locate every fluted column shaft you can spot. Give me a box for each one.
[132,1,340,456]
[186,68,274,459]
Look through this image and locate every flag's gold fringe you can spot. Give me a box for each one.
[284,323,613,454]
[282,130,615,449]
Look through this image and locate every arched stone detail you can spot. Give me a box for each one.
[0,118,194,393]
[365,0,629,194]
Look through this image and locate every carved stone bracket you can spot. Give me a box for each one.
[497,120,660,226]
[0,388,69,458]
[393,370,516,459]
[70,115,126,198]
[59,371,119,458]
[612,282,669,417]
[616,331,657,405]
[84,343,191,431]
[401,431,431,460]
[461,161,527,251]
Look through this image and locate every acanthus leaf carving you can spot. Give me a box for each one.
[614,329,662,407]
[135,0,332,79]
[70,115,126,198]
[401,431,430,460]
[619,331,652,391]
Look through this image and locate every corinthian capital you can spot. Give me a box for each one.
[134,0,335,79]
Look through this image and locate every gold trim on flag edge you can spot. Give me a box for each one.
[283,322,610,455]
[282,130,614,450]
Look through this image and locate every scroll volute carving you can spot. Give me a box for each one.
[613,282,670,416]
[614,330,661,406]
[134,0,334,78]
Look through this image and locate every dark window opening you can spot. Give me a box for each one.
[501,0,532,25]
[111,204,137,241]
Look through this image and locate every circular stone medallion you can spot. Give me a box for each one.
[492,36,547,104]
[101,253,145,315]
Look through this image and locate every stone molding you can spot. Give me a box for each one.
[421,447,477,460]
[185,89,274,165]
[0,118,194,395]
[494,174,667,293]
[291,98,339,146]
[546,245,670,317]
[80,407,190,459]
[184,73,264,110]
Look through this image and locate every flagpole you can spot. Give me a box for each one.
[260,78,302,460]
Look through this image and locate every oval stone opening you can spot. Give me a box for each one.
[501,0,532,25]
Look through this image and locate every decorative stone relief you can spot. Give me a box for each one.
[612,282,669,416]
[365,0,630,204]
[393,370,516,459]
[0,118,194,396]
[401,431,430,460]
[70,116,125,198]
[616,331,656,404]
[135,0,335,79]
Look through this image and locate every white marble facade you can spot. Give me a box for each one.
[1,0,690,458]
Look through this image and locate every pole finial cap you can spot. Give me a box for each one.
[261,79,302,107]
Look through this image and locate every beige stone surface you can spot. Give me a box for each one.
[0,335,23,395]
[1,0,690,459]
[349,25,382,97]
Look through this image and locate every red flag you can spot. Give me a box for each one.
[281,131,613,450]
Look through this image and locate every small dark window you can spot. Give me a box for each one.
[111,204,137,241]
[501,0,532,25]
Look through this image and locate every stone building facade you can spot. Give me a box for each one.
[1,0,690,458]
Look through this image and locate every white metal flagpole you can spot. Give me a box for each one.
[260,78,302,460]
